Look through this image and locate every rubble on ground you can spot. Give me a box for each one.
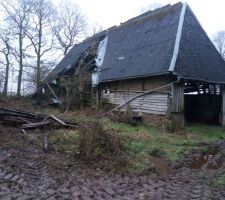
[0,107,78,129]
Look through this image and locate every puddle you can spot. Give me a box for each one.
[190,148,223,169]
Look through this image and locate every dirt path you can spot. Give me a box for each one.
[0,131,225,199]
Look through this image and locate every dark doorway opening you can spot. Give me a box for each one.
[184,80,221,124]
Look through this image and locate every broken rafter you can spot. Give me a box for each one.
[46,83,62,105]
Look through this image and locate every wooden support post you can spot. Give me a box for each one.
[170,82,185,129]
[221,85,225,126]
[43,132,49,153]
[96,84,101,107]
[171,83,184,113]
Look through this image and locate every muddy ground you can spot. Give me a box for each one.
[0,127,225,200]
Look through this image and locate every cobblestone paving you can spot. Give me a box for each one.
[0,139,225,199]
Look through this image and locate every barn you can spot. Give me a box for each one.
[39,2,225,126]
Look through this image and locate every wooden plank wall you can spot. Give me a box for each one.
[102,91,169,115]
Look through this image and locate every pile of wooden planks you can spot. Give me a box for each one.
[0,107,78,129]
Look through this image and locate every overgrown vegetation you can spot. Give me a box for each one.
[78,121,123,161]
[45,108,225,174]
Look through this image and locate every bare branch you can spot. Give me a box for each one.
[53,0,87,56]
[213,31,225,60]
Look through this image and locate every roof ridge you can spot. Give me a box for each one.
[124,4,171,23]
[118,2,182,28]
[83,2,183,43]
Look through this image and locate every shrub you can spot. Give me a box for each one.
[78,121,123,161]
[165,119,176,133]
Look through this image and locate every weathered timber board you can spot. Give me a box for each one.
[102,91,169,115]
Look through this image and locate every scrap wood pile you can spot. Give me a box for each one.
[0,107,78,130]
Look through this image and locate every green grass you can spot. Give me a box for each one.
[45,111,225,173]
[48,129,80,154]
[186,125,225,141]
[212,173,225,187]
[108,122,225,161]
[105,122,224,173]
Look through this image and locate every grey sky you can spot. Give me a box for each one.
[55,0,225,37]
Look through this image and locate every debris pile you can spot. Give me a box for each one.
[0,107,78,129]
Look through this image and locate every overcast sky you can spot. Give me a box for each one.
[55,0,225,37]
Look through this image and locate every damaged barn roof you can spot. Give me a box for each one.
[45,2,225,84]
[45,31,107,83]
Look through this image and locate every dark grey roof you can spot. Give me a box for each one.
[174,7,225,83]
[46,2,225,84]
[99,3,182,81]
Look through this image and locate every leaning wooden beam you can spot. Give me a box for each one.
[49,114,66,125]
[46,83,62,105]
[103,80,179,116]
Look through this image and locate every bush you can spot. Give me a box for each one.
[78,121,123,161]
[165,119,176,133]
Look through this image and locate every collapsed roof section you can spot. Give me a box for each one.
[45,2,225,85]
[45,31,107,83]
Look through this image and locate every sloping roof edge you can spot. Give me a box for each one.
[169,2,187,72]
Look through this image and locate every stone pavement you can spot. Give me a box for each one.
[0,137,225,199]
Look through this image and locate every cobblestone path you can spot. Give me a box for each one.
[0,136,225,199]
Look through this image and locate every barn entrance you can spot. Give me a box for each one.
[184,80,221,124]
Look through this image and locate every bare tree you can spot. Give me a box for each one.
[1,0,32,96]
[213,31,225,60]
[25,0,56,89]
[53,0,87,56]
[0,29,13,95]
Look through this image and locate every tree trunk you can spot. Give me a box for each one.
[17,30,23,96]
[64,46,69,56]
[36,18,42,90]
[3,53,10,95]
[36,55,41,89]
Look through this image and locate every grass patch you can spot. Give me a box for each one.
[43,110,225,174]
[186,125,225,141]
[105,121,225,172]
[212,173,225,187]
[48,129,80,154]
